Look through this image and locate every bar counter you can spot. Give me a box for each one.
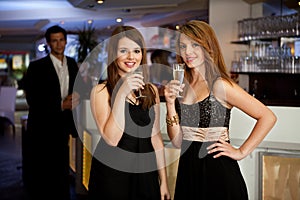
[231,69,300,107]
[76,99,300,199]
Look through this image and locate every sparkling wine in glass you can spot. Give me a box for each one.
[172,63,185,97]
[134,66,146,99]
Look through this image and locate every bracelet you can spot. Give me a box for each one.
[166,114,179,127]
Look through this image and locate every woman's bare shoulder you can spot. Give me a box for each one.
[90,82,109,99]
[93,82,107,92]
[212,77,236,109]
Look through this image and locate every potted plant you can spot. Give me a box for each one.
[77,24,98,62]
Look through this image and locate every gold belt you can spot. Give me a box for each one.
[182,126,229,142]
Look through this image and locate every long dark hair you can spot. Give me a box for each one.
[106,26,156,109]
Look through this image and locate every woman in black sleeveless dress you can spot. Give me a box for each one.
[164,20,277,200]
[88,26,170,200]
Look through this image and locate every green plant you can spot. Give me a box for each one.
[77,24,98,62]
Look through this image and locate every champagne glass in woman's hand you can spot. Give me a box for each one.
[172,63,185,98]
[134,66,146,99]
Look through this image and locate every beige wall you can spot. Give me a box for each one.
[209,0,250,71]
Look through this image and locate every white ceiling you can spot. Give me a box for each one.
[0,0,297,45]
[0,0,208,44]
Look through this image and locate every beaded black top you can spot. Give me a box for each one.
[176,94,231,128]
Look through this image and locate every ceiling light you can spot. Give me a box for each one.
[116,18,123,23]
[96,0,104,4]
[38,44,46,52]
[87,19,93,24]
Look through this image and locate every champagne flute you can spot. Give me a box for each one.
[172,63,185,98]
[134,66,146,99]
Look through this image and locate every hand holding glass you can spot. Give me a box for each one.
[172,63,185,98]
[134,66,146,99]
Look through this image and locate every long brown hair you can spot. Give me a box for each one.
[176,20,232,89]
[106,26,156,109]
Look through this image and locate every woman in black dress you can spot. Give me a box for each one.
[88,26,170,200]
[164,20,277,200]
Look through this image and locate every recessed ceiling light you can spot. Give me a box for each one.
[116,17,123,23]
[96,0,104,4]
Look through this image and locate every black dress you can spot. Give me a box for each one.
[174,94,249,200]
[88,102,161,200]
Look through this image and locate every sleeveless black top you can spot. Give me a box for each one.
[176,93,231,128]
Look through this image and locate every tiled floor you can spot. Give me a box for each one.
[0,111,88,200]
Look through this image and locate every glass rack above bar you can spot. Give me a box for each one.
[230,67,300,74]
[237,13,299,42]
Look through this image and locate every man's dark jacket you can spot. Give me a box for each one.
[23,54,80,199]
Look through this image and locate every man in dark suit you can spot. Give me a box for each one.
[24,25,81,200]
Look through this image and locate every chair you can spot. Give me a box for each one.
[0,86,17,137]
